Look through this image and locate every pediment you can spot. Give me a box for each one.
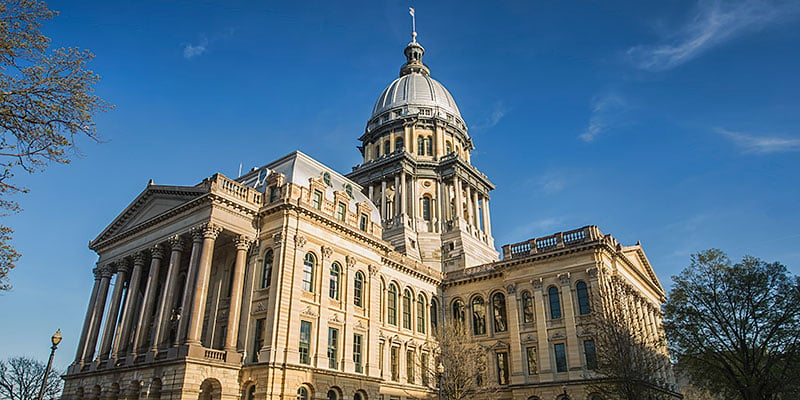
[91,183,207,247]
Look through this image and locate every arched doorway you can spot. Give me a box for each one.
[198,379,221,400]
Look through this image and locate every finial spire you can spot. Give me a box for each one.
[409,7,417,42]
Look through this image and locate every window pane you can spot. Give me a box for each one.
[406,350,415,383]
[302,253,315,292]
[299,321,311,365]
[353,334,363,373]
[328,328,339,369]
[548,287,562,319]
[472,297,486,335]
[554,343,567,372]
[388,284,398,325]
[584,339,597,370]
[391,347,399,381]
[312,190,322,209]
[403,289,412,329]
[417,294,426,333]
[354,272,364,307]
[261,250,273,289]
[329,263,340,300]
[577,281,591,315]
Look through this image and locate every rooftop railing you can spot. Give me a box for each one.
[501,225,603,259]
[208,173,263,206]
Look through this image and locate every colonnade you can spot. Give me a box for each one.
[73,222,254,367]
[366,170,492,238]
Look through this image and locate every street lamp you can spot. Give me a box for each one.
[436,362,444,400]
[37,329,62,400]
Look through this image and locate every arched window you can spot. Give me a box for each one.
[326,390,337,400]
[380,279,386,322]
[424,136,433,155]
[548,286,562,319]
[354,271,365,307]
[452,299,465,327]
[384,140,391,155]
[261,250,273,289]
[329,262,341,300]
[395,137,404,151]
[472,296,487,335]
[402,289,412,329]
[417,294,426,333]
[421,197,431,221]
[521,291,534,323]
[302,253,316,292]
[353,392,365,400]
[387,284,398,325]
[417,136,424,155]
[430,298,439,329]
[445,140,452,154]
[576,281,591,315]
[245,386,255,400]
[375,143,381,157]
[296,387,308,400]
[492,293,507,333]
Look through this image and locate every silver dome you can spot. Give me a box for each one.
[371,73,462,120]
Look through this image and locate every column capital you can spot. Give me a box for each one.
[150,244,165,260]
[233,235,253,251]
[321,245,333,259]
[92,267,102,279]
[530,277,543,290]
[558,272,571,286]
[345,255,356,270]
[132,252,147,266]
[168,235,185,252]
[115,260,131,275]
[194,223,222,240]
[100,265,114,278]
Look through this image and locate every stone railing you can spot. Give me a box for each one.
[501,225,603,260]
[204,349,226,362]
[208,173,263,206]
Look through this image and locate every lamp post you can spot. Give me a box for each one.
[436,362,444,400]
[37,329,62,400]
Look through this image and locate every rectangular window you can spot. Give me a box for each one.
[299,321,311,365]
[359,213,368,231]
[269,186,278,202]
[328,328,339,369]
[421,352,429,386]
[406,350,415,384]
[336,202,346,222]
[554,343,567,372]
[390,347,399,381]
[496,352,509,385]
[353,334,363,373]
[526,346,537,375]
[584,339,597,370]
[252,318,265,362]
[312,189,322,209]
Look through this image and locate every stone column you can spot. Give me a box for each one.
[224,235,251,351]
[74,269,102,363]
[176,230,204,345]
[82,266,112,362]
[98,261,130,359]
[531,278,552,373]
[504,284,523,383]
[131,246,165,354]
[454,176,463,222]
[558,273,580,371]
[394,174,401,218]
[368,184,374,204]
[113,253,146,359]
[466,185,475,228]
[151,236,185,351]
[482,196,492,236]
[400,171,407,217]
[472,189,480,229]
[186,223,222,345]
[380,180,387,219]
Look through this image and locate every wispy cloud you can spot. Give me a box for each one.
[183,38,208,59]
[717,128,800,154]
[627,0,799,72]
[471,102,508,131]
[579,93,629,142]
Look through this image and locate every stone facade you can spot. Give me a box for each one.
[62,32,679,400]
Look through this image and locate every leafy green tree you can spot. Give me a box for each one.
[0,0,109,290]
[664,249,800,400]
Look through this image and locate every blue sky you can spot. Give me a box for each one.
[2,0,799,366]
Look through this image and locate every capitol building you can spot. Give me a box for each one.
[62,29,678,400]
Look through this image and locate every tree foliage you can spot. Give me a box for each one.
[0,356,63,400]
[0,0,109,290]
[664,249,800,400]
[588,276,676,400]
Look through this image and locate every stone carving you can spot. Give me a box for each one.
[294,235,307,248]
[300,306,317,318]
[198,223,222,240]
[150,244,165,260]
[550,331,566,340]
[167,235,185,252]
[531,277,543,290]
[100,265,114,278]
[132,252,147,266]
[346,255,357,269]
[254,302,267,313]
[272,232,283,245]
[354,320,366,330]
[586,267,599,278]
[329,313,342,323]
[234,235,253,251]
[368,264,380,276]
[321,246,333,258]
[114,259,131,274]
[505,283,517,294]
[558,272,571,286]
[521,334,536,343]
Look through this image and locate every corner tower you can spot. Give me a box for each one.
[347,31,498,273]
